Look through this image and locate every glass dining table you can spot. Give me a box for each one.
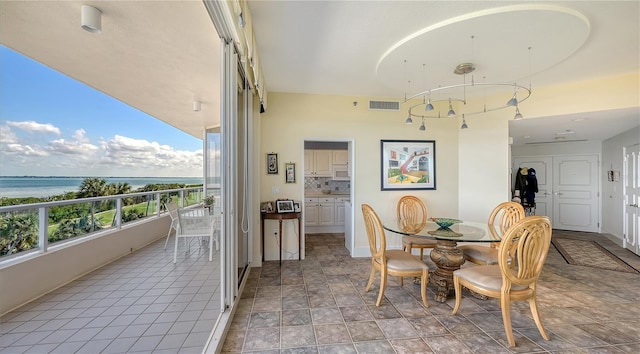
[383,219,502,303]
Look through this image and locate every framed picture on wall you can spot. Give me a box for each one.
[285,162,296,183]
[380,139,436,190]
[266,153,278,174]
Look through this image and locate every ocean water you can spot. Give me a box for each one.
[0,176,204,198]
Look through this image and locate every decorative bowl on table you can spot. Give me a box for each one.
[428,228,463,237]
[430,217,462,229]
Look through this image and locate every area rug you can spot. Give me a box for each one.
[552,237,640,274]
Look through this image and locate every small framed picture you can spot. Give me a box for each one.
[260,201,274,213]
[285,162,296,183]
[276,200,295,213]
[293,202,301,212]
[267,153,278,174]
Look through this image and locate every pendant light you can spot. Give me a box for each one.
[447,98,456,117]
[461,114,468,129]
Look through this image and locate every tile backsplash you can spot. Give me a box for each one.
[304,177,350,193]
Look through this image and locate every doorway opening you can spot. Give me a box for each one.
[302,139,355,258]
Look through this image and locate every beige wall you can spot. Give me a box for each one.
[256,92,497,260]
[253,73,639,262]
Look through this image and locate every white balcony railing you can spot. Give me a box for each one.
[0,186,218,263]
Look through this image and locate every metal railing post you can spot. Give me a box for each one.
[115,198,122,229]
[39,206,48,253]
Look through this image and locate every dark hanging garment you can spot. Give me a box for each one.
[524,168,538,206]
[514,167,528,199]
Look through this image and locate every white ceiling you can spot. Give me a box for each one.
[0,1,638,145]
[247,0,640,145]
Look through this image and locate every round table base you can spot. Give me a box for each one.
[429,239,465,303]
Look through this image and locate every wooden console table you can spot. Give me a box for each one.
[261,211,301,265]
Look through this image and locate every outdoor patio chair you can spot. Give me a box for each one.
[174,207,217,263]
[163,201,179,250]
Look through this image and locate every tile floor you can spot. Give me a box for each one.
[0,237,221,354]
[223,231,640,353]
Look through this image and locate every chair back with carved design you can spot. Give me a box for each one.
[396,196,427,234]
[453,215,552,347]
[362,204,386,266]
[488,201,525,248]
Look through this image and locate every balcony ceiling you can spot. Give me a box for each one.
[0,0,220,139]
[1,1,638,145]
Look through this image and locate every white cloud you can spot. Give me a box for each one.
[48,138,99,156]
[72,129,90,143]
[4,143,50,156]
[0,125,18,144]
[6,120,61,135]
[100,135,202,172]
[1,130,202,177]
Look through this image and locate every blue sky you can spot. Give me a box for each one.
[0,45,203,177]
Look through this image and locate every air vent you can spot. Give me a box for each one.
[369,100,400,111]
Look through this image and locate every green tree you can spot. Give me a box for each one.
[50,214,102,243]
[78,177,108,232]
[107,182,131,196]
[0,213,38,256]
[78,177,107,198]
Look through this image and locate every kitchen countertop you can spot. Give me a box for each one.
[305,193,350,197]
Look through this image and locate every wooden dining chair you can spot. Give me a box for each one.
[452,215,552,347]
[362,204,429,307]
[458,201,525,265]
[398,196,437,260]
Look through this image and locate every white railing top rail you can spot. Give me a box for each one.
[0,186,207,213]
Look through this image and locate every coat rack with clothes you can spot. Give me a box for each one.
[513,166,538,215]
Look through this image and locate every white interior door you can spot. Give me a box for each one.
[624,144,640,255]
[553,155,600,232]
[512,157,552,219]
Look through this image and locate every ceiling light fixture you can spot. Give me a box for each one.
[405,63,531,129]
[403,37,532,131]
[447,98,456,117]
[514,106,523,120]
[405,114,413,124]
[81,5,102,34]
[460,114,468,129]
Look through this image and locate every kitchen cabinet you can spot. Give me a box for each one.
[333,150,348,164]
[304,150,332,176]
[319,199,335,225]
[334,197,349,225]
[304,198,319,225]
[305,196,350,231]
